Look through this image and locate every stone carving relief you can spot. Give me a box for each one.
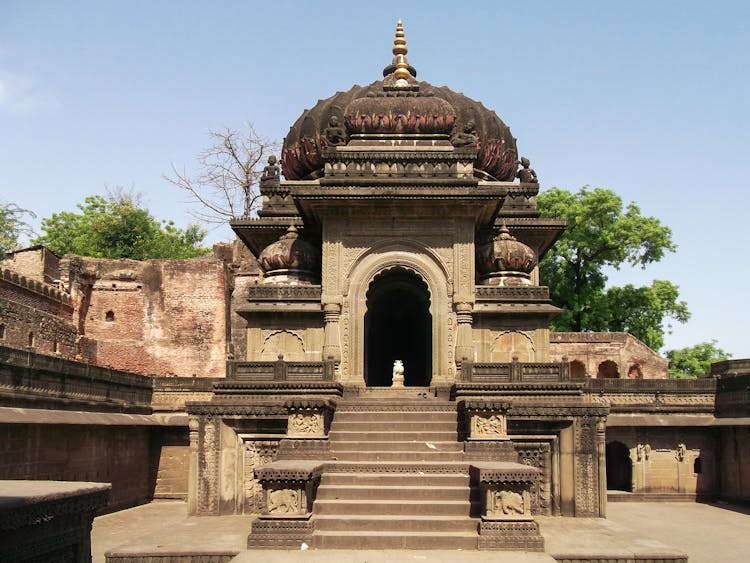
[244,440,279,514]
[288,413,323,436]
[574,417,599,516]
[496,490,525,515]
[485,487,530,519]
[267,488,302,515]
[516,443,552,515]
[471,414,508,439]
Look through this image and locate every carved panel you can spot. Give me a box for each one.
[515,442,552,515]
[471,414,508,439]
[243,440,279,514]
[287,413,324,437]
[197,416,220,514]
[574,417,599,516]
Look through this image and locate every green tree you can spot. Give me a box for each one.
[0,202,35,258]
[666,341,731,379]
[538,187,689,350]
[34,194,209,260]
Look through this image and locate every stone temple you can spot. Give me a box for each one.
[1,21,749,562]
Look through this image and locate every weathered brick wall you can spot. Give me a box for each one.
[0,423,152,510]
[1,246,60,284]
[550,332,668,379]
[77,257,230,377]
[0,270,77,358]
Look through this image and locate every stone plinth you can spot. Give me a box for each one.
[248,461,323,549]
[471,463,544,551]
[0,480,110,563]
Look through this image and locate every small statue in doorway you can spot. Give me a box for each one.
[392,359,405,387]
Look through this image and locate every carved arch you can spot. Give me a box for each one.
[344,246,452,385]
[344,239,451,298]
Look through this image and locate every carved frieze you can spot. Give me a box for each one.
[287,413,324,437]
[471,414,508,440]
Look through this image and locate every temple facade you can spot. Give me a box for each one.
[1,21,748,558]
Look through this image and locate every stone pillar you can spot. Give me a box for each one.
[322,299,342,364]
[187,416,199,515]
[248,461,323,549]
[596,417,607,517]
[472,463,544,551]
[454,299,474,369]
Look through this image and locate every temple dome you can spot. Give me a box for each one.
[257,226,319,285]
[281,23,518,182]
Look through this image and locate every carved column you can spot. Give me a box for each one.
[596,416,607,517]
[322,299,342,364]
[187,416,199,515]
[454,300,474,368]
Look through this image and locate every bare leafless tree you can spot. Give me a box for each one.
[166,124,279,223]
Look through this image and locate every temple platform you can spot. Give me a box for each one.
[93,500,750,562]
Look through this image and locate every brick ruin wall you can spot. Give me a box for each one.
[0,268,77,358]
[74,257,230,377]
[0,423,153,511]
[549,332,668,379]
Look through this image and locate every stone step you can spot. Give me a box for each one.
[329,420,457,432]
[316,484,472,501]
[328,430,458,442]
[324,461,470,473]
[313,499,477,517]
[320,472,470,487]
[332,411,457,423]
[313,514,479,533]
[330,450,464,462]
[330,440,464,452]
[313,530,479,550]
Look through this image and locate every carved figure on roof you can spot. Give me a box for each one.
[261,155,280,181]
[451,120,478,148]
[324,116,348,146]
[516,156,538,183]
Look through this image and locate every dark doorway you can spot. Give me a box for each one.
[606,441,633,492]
[364,268,432,387]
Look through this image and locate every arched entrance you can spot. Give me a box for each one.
[364,268,432,386]
[606,441,633,492]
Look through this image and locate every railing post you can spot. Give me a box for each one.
[511,356,522,382]
[274,354,286,381]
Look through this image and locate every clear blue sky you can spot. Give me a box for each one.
[1,1,748,358]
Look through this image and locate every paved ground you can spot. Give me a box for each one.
[92,500,750,563]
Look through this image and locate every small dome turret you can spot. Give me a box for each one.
[257,226,319,285]
[477,224,537,286]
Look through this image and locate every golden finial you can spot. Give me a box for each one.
[392,20,412,81]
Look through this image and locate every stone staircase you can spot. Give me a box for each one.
[312,398,480,549]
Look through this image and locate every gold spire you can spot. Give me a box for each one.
[392,20,412,81]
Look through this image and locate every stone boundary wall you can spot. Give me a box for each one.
[0,345,152,412]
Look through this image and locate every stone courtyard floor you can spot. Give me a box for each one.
[92,500,750,563]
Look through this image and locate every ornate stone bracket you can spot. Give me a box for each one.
[470,463,544,551]
[248,461,323,549]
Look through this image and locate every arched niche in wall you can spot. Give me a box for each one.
[569,359,587,378]
[490,330,535,363]
[260,330,305,361]
[597,360,620,379]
